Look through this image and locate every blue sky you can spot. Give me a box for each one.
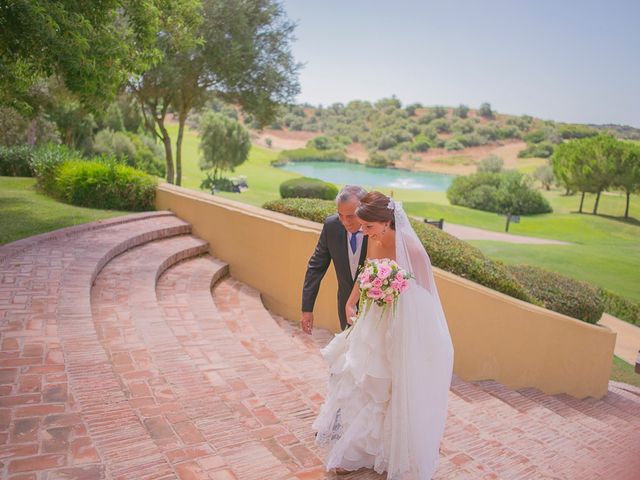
[281,0,640,127]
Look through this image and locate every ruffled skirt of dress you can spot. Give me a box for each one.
[312,304,393,474]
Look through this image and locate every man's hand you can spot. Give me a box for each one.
[345,304,357,325]
[301,312,314,334]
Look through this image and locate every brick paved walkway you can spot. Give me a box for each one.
[1,213,639,479]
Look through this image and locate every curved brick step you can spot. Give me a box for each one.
[465,379,639,479]
[155,260,338,479]
[0,214,191,479]
[212,280,640,480]
[89,235,212,478]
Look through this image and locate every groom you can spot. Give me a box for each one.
[301,185,368,333]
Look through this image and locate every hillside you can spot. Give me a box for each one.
[244,99,640,175]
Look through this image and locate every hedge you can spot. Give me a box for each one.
[273,147,347,166]
[507,265,604,324]
[29,144,79,193]
[279,177,338,200]
[598,288,640,325]
[262,198,533,303]
[0,146,35,176]
[55,160,157,211]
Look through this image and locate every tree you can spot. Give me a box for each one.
[0,0,160,113]
[477,155,503,173]
[612,142,640,218]
[478,102,494,119]
[132,0,300,185]
[454,104,469,118]
[198,112,251,180]
[552,134,617,214]
[533,164,555,190]
[496,171,552,231]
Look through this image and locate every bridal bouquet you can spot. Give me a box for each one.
[357,258,412,307]
[346,259,412,336]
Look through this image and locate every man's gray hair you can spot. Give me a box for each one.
[336,185,368,204]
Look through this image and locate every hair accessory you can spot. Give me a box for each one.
[387,198,395,210]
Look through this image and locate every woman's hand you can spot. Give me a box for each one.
[345,303,357,325]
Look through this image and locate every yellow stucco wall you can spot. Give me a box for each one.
[156,183,616,399]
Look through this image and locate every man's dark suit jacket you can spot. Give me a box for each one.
[302,214,368,330]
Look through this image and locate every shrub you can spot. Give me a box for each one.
[508,265,604,323]
[377,135,397,150]
[92,129,165,176]
[275,147,347,164]
[0,146,35,176]
[262,198,533,303]
[54,160,156,211]
[125,134,166,177]
[559,124,598,140]
[477,154,504,173]
[431,118,451,134]
[366,151,392,168]
[457,133,488,147]
[279,177,338,200]
[29,144,79,192]
[454,104,469,118]
[444,139,464,151]
[478,102,494,118]
[432,106,447,118]
[410,135,430,152]
[447,171,551,215]
[598,289,640,325]
[518,142,554,158]
[200,173,237,193]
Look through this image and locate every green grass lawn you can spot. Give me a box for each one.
[165,122,640,304]
[0,177,128,245]
[611,356,640,388]
[2,128,639,387]
[165,123,297,207]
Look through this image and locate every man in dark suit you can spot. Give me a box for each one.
[301,186,368,333]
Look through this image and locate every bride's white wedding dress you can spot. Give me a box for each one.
[312,202,454,480]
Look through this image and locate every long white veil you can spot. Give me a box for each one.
[388,200,454,479]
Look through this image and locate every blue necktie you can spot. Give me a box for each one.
[350,232,359,254]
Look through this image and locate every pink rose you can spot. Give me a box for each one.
[399,280,410,293]
[391,279,401,291]
[396,271,405,281]
[377,263,392,279]
[367,287,384,299]
[372,277,383,288]
[384,295,394,304]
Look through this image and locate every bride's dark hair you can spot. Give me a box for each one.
[356,191,395,230]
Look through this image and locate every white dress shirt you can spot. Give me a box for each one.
[347,230,364,280]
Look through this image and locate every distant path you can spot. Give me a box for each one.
[599,314,640,365]
[443,222,572,244]
[411,216,572,245]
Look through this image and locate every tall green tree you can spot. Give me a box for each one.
[133,0,301,185]
[612,142,640,218]
[553,134,617,214]
[0,1,161,112]
[198,112,251,179]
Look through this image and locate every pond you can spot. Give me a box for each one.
[276,161,454,191]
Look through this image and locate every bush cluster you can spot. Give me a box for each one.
[54,160,156,211]
[0,146,35,176]
[279,177,338,200]
[93,129,165,176]
[598,288,640,325]
[274,147,347,165]
[507,265,604,324]
[262,198,533,303]
[447,171,552,215]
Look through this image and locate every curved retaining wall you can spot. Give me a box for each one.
[155,183,616,399]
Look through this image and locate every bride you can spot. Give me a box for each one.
[312,191,454,479]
